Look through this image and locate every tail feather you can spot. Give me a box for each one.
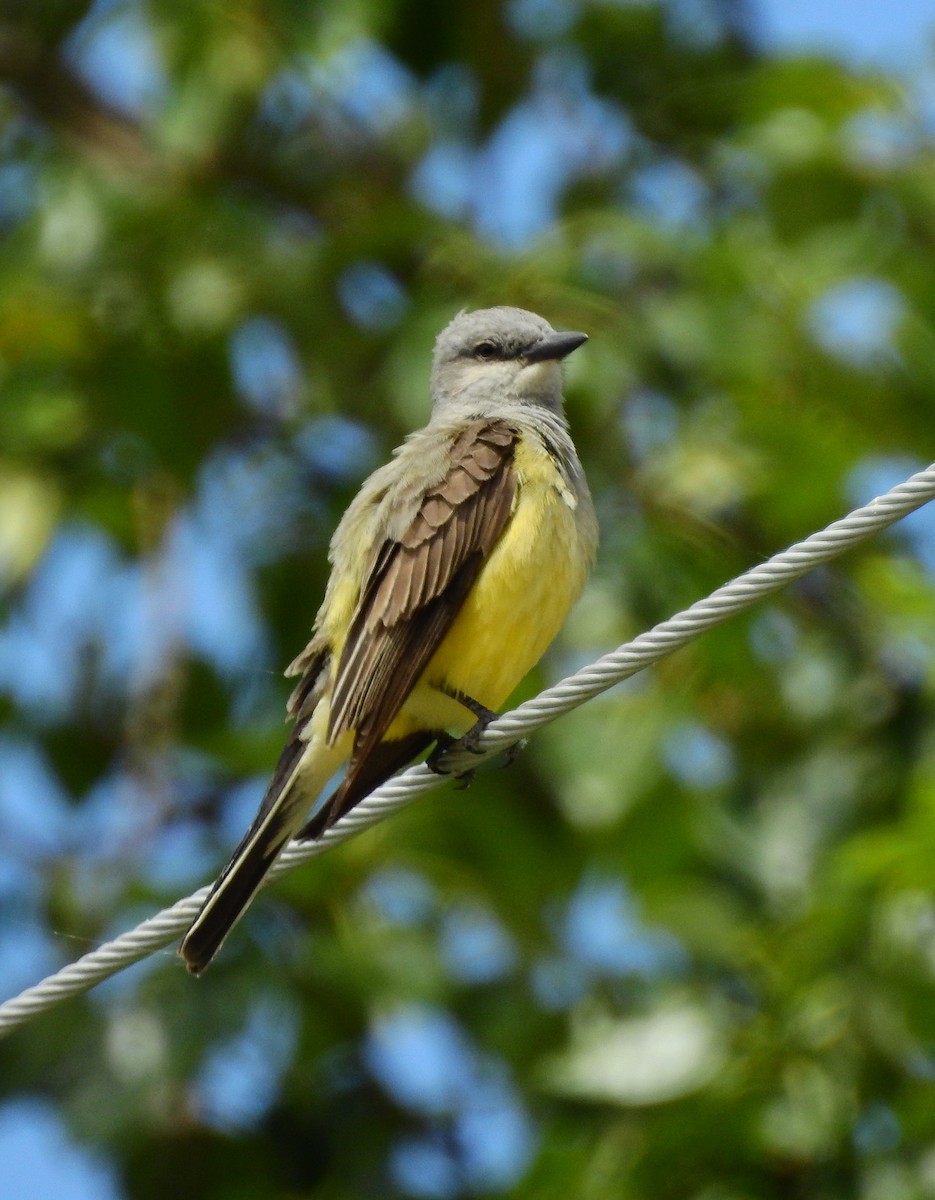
[180,733,335,975]
[180,826,290,975]
[180,726,439,973]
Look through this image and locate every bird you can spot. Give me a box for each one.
[180,305,598,974]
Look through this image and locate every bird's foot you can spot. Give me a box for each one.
[501,737,527,768]
[426,700,498,786]
[426,733,456,775]
[426,737,476,789]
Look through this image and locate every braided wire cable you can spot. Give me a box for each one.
[1,460,934,1037]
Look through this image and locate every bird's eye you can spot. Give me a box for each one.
[473,341,498,360]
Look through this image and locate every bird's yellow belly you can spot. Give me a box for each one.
[389,447,590,738]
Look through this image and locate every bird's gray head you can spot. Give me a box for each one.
[429,306,587,417]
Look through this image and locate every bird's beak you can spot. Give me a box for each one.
[523,331,588,362]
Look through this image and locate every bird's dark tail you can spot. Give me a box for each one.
[180,735,330,975]
[180,731,436,974]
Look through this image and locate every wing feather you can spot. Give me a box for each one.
[326,419,518,759]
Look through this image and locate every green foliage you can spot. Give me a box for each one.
[3,1,935,1197]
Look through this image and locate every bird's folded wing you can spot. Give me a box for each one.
[327,419,518,759]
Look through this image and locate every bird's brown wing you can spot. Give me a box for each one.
[311,419,517,820]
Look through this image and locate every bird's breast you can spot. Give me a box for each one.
[397,434,594,734]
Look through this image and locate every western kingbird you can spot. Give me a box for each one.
[180,306,597,973]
